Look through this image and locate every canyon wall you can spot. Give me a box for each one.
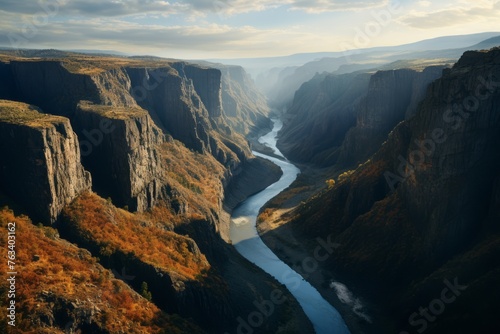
[288,48,500,333]
[0,100,91,223]
[278,66,446,168]
[74,102,165,211]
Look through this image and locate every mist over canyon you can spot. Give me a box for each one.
[0,31,499,334]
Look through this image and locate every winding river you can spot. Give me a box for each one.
[230,119,350,334]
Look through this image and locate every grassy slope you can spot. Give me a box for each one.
[0,208,204,334]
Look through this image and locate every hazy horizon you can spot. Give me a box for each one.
[1,0,499,59]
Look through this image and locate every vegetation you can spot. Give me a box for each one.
[0,100,65,127]
[78,100,149,120]
[160,140,226,216]
[337,169,355,182]
[0,208,204,333]
[140,282,153,301]
[63,192,210,280]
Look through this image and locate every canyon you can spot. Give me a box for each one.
[0,40,499,334]
[0,52,311,333]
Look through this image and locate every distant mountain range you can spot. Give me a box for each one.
[207,32,500,76]
[255,32,500,108]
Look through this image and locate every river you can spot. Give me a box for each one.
[230,119,350,334]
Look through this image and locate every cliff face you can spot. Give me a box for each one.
[289,48,500,333]
[74,102,165,211]
[0,62,18,100]
[217,64,271,136]
[178,63,223,118]
[0,59,252,213]
[10,61,136,118]
[277,72,371,164]
[336,66,445,167]
[278,66,445,167]
[126,66,213,153]
[0,100,91,223]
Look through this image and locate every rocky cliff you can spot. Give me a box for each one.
[278,66,445,168]
[125,64,250,168]
[9,60,137,117]
[125,65,214,153]
[74,101,165,211]
[217,64,271,136]
[0,100,91,223]
[5,58,250,167]
[287,48,500,333]
[0,57,253,212]
[277,72,371,164]
[178,63,223,118]
[336,66,445,167]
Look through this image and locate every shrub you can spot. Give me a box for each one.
[140,281,153,301]
[326,179,336,189]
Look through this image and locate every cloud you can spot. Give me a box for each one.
[182,0,389,15]
[0,0,389,17]
[399,1,500,28]
[0,0,184,17]
[0,12,323,57]
[288,0,389,13]
[417,0,431,7]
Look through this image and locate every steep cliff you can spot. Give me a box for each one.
[0,62,18,100]
[0,100,91,223]
[73,101,165,211]
[277,72,370,164]
[5,58,249,166]
[10,60,136,118]
[336,66,445,167]
[287,48,500,333]
[125,65,250,168]
[217,64,271,136]
[278,66,445,168]
[177,63,223,118]
[0,57,252,211]
[126,65,210,152]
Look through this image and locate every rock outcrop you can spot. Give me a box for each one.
[0,58,254,213]
[9,60,137,118]
[0,100,91,223]
[177,63,223,118]
[74,101,165,211]
[126,66,213,153]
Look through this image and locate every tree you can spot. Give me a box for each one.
[140,281,152,301]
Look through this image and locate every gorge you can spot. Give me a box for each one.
[231,119,349,334]
[0,38,499,334]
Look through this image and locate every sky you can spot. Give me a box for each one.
[0,0,499,59]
